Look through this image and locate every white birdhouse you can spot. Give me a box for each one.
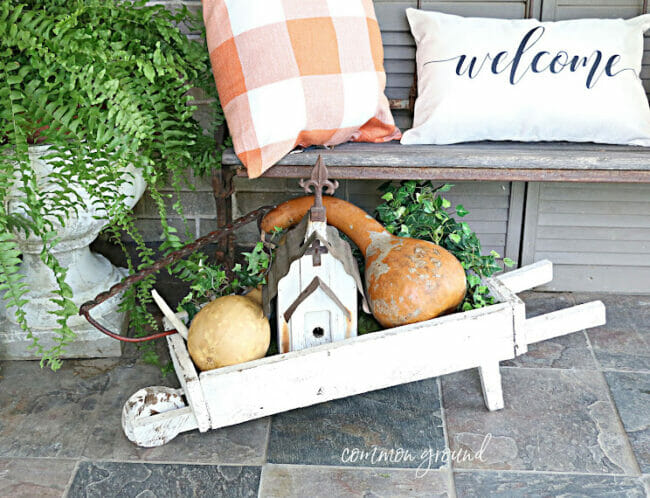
[263,158,368,353]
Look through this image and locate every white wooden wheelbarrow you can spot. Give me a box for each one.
[121,259,605,447]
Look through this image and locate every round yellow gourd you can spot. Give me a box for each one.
[188,295,270,371]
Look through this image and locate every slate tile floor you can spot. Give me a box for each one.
[0,292,648,497]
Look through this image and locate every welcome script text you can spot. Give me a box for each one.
[423,26,637,89]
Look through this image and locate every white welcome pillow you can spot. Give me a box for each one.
[401,10,650,146]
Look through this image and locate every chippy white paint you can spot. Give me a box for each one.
[276,219,358,353]
[121,260,606,447]
[0,145,145,359]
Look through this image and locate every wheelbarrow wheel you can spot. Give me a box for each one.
[122,386,190,447]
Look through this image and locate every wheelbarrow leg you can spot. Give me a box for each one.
[478,361,504,411]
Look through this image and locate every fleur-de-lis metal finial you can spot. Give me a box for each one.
[299,156,339,222]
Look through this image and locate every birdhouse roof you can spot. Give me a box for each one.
[262,215,369,316]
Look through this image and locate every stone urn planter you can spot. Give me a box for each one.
[0,145,146,359]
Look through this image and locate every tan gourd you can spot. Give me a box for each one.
[188,295,270,371]
[261,196,466,328]
[244,286,263,307]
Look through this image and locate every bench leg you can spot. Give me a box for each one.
[479,362,504,411]
[212,167,235,268]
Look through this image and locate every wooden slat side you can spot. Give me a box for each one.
[504,182,526,268]
[496,259,553,292]
[200,303,514,429]
[524,301,606,343]
[524,182,650,292]
[536,238,650,254]
[552,5,643,17]
[536,264,650,293]
[536,225,650,240]
[534,252,649,266]
[166,334,212,432]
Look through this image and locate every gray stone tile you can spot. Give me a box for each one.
[502,332,595,370]
[572,294,650,372]
[605,371,650,473]
[588,328,650,372]
[454,471,647,497]
[85,418,270,466]
[642,474,650,495]
[519,292,576,318]
[591,294,650,336]
[82,357,269,465]
[0,457,77,498]
[441,368,638,474]
[503,292,596,369]
[633,297,650,345]
[85,415,270,466]
[260,464,452,497]
[0,344,269,464]
[267,378,446,468]
[0,360,110,458]
[66,461,261,498]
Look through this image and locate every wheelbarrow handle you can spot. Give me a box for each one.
[79,205,275,342]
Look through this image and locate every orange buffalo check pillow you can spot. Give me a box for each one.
[203,0,401,178]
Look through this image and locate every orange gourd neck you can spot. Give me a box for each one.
[260,196,387,255]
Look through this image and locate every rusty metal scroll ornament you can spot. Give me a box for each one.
[299,155,339,223]
[79,205,274,342]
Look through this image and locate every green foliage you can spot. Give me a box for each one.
[375,181,515,312]
[177,242,271,320]
[0,0,222,369]
[358,312,382,335]
[234,242,271,288]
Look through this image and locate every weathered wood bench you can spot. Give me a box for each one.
[222,142,650,184]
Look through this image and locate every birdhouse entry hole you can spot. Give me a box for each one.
[303,310,331,346]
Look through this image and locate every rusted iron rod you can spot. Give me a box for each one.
[79,205,274,342]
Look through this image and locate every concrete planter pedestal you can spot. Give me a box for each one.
[0,145,146,359]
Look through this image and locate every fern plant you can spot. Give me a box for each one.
[0,0,223,369]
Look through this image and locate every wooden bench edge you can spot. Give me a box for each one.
[228,164,650,183]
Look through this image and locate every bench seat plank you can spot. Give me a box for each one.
[222,142,650,182]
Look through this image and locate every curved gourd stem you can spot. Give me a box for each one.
[260,196,386,255]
